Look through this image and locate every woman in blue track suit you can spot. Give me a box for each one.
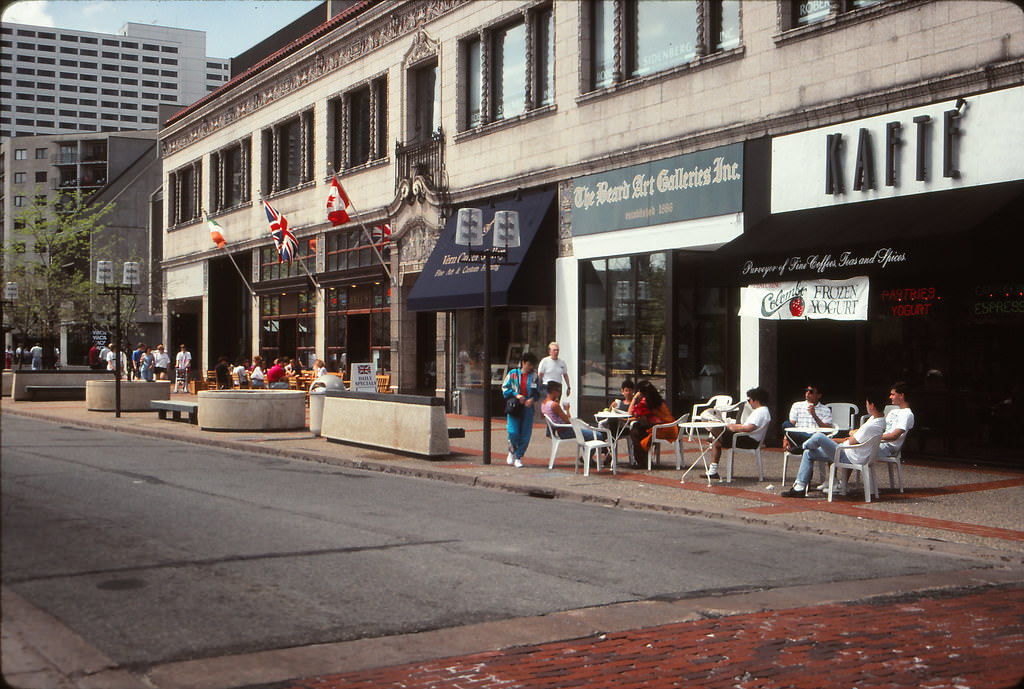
[502,352,541,467]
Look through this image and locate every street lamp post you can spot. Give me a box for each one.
[96,261,139,418]
[454,208,520,465]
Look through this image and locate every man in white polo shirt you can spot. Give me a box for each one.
[537,341,571,399]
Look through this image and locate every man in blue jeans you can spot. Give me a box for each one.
[781,390,888,498]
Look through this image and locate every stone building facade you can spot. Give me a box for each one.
[158,0,1023,462]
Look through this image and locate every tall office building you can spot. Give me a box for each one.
[0,21,229,139]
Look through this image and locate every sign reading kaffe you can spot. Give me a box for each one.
[739,277,869,322]
[771,86,1024,213]
[571,143,743,236]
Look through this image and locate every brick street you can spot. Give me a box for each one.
[270,585,1024,689]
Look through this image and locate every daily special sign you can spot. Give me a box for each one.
[739,277,870,321]
[571,143,743,236]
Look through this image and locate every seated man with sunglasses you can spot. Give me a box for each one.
[781,384,834,453]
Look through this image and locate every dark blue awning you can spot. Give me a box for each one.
[407,189,556,311]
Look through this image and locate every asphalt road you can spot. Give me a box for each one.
[1,415,982,672]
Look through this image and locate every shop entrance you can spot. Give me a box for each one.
[776,320,861,410]
[347,314,370,363]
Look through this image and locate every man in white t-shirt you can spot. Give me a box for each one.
[537,341,571,398]
[881,381,914,457]
[705,387,772,480]
[782,390,889,498]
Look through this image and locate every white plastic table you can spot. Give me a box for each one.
[595,409,632,468]
[678,420,728,485]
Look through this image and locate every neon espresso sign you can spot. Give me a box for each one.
[742,247,906,281]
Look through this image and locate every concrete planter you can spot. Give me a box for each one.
[86,380,171,411]
[197,389,305,431]
[321,390,450,457]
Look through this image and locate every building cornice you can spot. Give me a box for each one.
[160,0,467,159]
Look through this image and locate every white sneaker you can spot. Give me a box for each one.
[506,452,515,465]
[514,459,523,468]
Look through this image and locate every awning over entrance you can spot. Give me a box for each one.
[407,189,556,311]
[711,181,1024,286]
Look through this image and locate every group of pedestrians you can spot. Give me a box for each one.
[4,343,58,370]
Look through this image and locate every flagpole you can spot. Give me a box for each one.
[330,168,394,284]
[205,209,257,303]
[258,199,323,294]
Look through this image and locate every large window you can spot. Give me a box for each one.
[325,283,391,374]
[211,138,251,211]
[461,3,554,130]
[580,253,667,403]
[259,291,316,369]
[168,160,201,226]
[329,75,387,172]
[410,60,439,143]
[585,0,740,92]
[258,243,314,281]
[324,225,390,273]
[261,110,313,194]
[781,0,883,31]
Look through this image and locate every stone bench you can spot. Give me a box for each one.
[12,370,113,400]
[321,390,450,457]
[197,390,305,431]
[24,384,87,401]
[86,380,171,411]
[151,400,199,424]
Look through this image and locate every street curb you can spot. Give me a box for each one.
[3,405,1022,567]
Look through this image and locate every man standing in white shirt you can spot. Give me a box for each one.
[881,381,915,457]
[537,341,571,399]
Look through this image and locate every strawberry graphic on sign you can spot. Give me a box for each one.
[789,296,805,317]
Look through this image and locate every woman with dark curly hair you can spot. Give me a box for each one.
[628,380,677,469]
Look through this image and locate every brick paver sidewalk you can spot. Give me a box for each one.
[272,586,1024,689]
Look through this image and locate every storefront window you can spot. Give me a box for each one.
[580,253,668,408]
[259,290,315,367]
[451,306,554,416]
[324,282,390,375]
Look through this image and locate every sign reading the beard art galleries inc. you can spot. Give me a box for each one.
[739,277,870,321]
[571,143,743,236]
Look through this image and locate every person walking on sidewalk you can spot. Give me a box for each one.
[782,390,888,498]
[502,352,541,468]
[174,344,192,393]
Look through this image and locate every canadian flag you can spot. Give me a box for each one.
[326,175,352,226]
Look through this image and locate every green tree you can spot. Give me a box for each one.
[2,189,116,363]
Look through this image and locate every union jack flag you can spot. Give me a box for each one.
[263,200,297,262]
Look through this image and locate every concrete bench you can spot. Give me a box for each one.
[321,390,450,457]
[151,400,199,424]
[24,384,87,401]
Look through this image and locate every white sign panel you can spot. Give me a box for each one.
[350,362,378,392]
[740,277,870,321]
[772,85,1024,213]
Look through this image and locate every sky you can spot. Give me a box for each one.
[1,0,323,59]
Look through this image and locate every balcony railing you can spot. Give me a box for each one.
[395,129,444,194]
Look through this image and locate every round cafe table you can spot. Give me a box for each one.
[678,420,729,485]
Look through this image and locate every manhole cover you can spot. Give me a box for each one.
[96,578,146,591]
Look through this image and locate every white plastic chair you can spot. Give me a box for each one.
[781,425,839,486]
[827,434,882,503]
[648,413,689,470]
[721,403,766,482]
[876,434,908,492]
[544,415,579,470]
[827,402,860,435]
[691,395,734,423]
[570,417,614,477]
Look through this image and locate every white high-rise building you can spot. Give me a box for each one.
[0,21,229,139]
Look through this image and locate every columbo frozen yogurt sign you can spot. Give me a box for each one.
[771,86,1024,213]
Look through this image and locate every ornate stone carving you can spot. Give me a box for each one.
[162,0,466,157]
[404,28,439,66]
